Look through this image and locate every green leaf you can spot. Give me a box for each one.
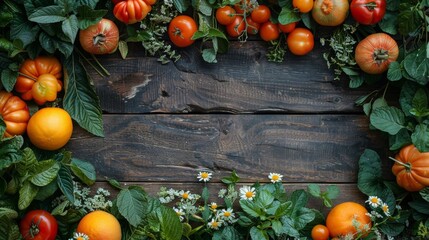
[30,160,61,187]
[220,226,241,240]
[307,184,321,197]
[379,222,405,237]
[63,54,104,137]
[294,207,315,230]
[35,180,58,201]
[62,15,78,44]
[271,220,283,235]
[389,128,411,151]
[18,181,39,210]
[173,0,190,13]
[370,106,405,135]
[208,28,228,40]
[387,61,402,81]
[280,216,300,237]
[57,165,75,203]
[400,81,420,117]
[10,15,39,47]
[403,45,429,85]
[379,11,398,35]
[420,188,429,202]
[196,0,212,16]
[76,6,107,30]
[0,135,24,171]
[239,200,260,218]
[221,170,240,184]
[0,208,18,219]
[275,201,292,217]
[77,0,99,9]
[38,31,56,54]
[157,205,183,240]
[325,185,340,199]
[411,124,429,152]
[256,190,274,208]
[250,226,269,240]
[118,41,128,59]
[278,7,300,25]
[117,187,147,227]
[349,75,364,89]
[28,5,66,23]
[70,158,96,185]
[202,48,217,63]
[16,147,37,175]
[290,190,308,214]
[1,69,18,92]
[372,97,388,110]
[202,186,209,202]
[398,6,421,35]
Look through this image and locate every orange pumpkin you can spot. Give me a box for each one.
[392,144,429,192]
[0,91,30,137]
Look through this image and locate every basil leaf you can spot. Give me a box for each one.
[370,106,405,135]
[28,5,66,23]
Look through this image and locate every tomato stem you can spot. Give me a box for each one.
[364,2,378,10]
[18,72,38,82]
[389,156,412,171]
[373,49,390,64]
[321,0,334,14]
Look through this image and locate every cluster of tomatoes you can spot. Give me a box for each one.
[0,55,73,151]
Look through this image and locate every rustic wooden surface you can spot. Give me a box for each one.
[67,41,393,205]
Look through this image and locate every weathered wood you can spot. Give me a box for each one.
[93,182,367,214]
[67,114,391,183]
[89,42,376,114]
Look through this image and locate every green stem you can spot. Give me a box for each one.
[90,54,110,76]
[75,48,107,77]
[18,72,38,81]
[389,156,411,171]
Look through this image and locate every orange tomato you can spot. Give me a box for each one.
[278,21,297,33]
[226,16,245,38]
[326,202,371,238]
[259,21,280,41]
[287,28,314,56]
[113,0,152,24]
[15,56,62,105]
[311,224,330,240]
[0,91,30,137]
[293,0,314,13]
[26,108,73,151]
[312,0,349,26]
[77,210,121,240]
[216,5,237,26]
[250,4,271,23]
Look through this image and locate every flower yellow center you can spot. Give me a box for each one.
[201,172,209,179]
[370,198,378,203]
[382,205,389,212]
[212,221,219,228]
[77,237,85,240]
[224,211,231,217]
[245,191,253,198]
[272,175,279,181]
[211,204,217,209]
[182,193,189,199]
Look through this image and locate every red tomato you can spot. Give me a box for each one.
[246,17,260,35]
[113,0,152,24]
[168,15,198,47]
[20,210,58,240]
[250,4,271,23]
[226,16,245,38]
[355,33,398,74]
[293,0,314,13]
[259,21,280,41]
[350,0,386,25]
[278,21,297,33]
[79,18,119,55]
[234,0,252,14]
[216,6,237,26]
[286,28,314,56]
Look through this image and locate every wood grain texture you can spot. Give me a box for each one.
[89,42,375,114]
[67,114,391,183]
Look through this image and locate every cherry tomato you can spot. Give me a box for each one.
[286,28,314,56]
[79,18,119,55]
[216,6,237,26]
[350,0,386,25]
[250,4,271,23]
[246,17,260,35]
[226,16,245,38]
[259,21,280,41]
[113,0,152,24]
[311,224,330,240]
[234,0,252,14]
[168,15,198,47]
[20,210,58,240]
[293,0,314,13]
[278,21,297,33]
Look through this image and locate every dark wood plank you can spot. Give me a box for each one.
[93,182,367,214]
[89,42,375,114]
[67,114,391,183]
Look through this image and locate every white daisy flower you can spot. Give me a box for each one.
[366,196,382,208]
[207,218,222,230]
[197,172,213,182]
[239,186,256,200]
[173,207,185,221]
[220,208,235,221]
[268,173,283,183]
[177,190,191,200]
[71,232,89,240]
[381,203,390,216]
[209,202,218,210]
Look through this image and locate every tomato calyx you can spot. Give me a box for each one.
[321,0,334,14]
[362,1,378,10]
[26,218,43,238]
[372,48,391,64]
[93,33,109,47]
[172,27,186,40]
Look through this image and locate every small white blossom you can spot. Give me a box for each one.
[220,208,235,222]
[173,207,185,221]
[197,172,213,182]
[381,203,390,216]
[268,173,283,183]
[239,186,256,200]
[208,218,223,230]
[209,202,218,211]
[366,196,382,208]
[69,232,89,240]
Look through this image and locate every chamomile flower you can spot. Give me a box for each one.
[220,208,235,221]
[239,186,256,200]
[208,218,223,230]
[173,207,185,221]
[70,232,89,240]
[381,203,390,216]
[177,190,191,200]
[268,173,283,183]
[197,172,213,182]
[366,196,382,208]
[209,202,218,211]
